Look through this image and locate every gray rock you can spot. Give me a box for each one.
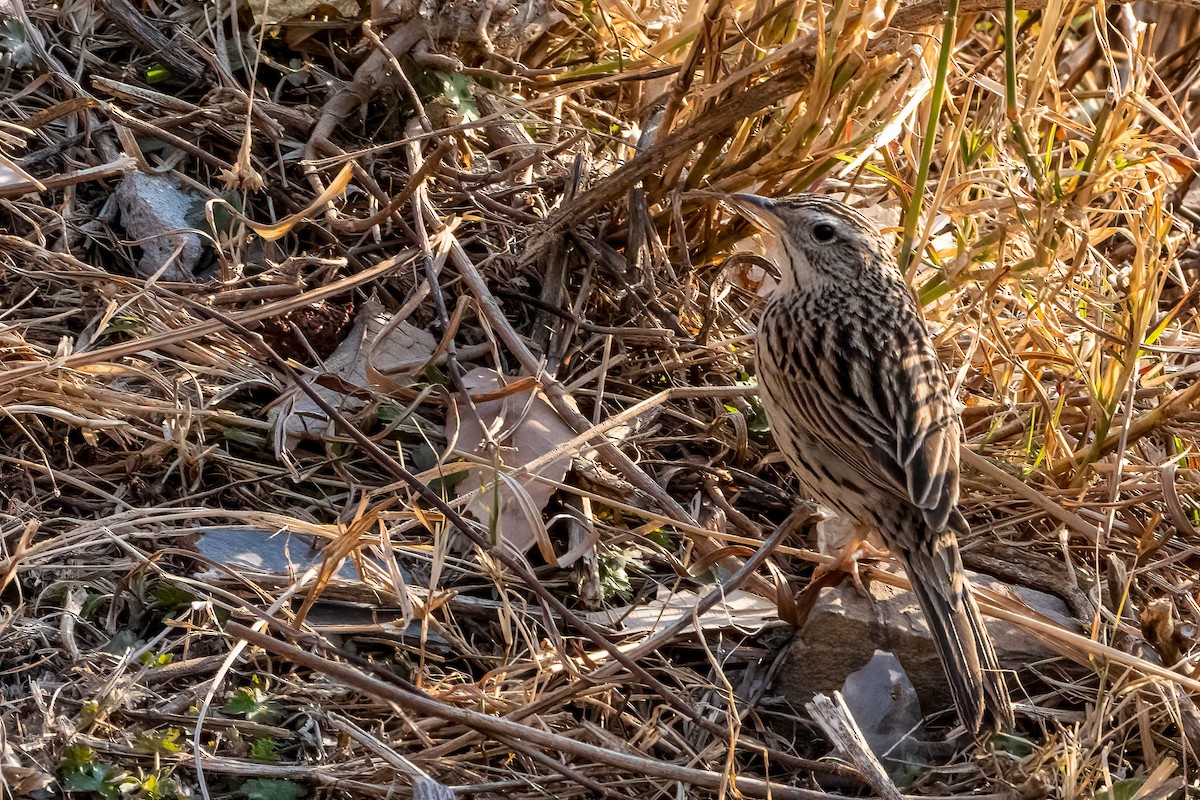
[774,572,1076,720]
[192,526,360,581]
[115,171,204,281]
[969,571,1078,663]
[842,651,922,757]
[842,652,931,785]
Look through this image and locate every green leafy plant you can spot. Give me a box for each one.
[597,548,643,602]
[250,737,281,762]
[223,681,282,723]
[60,745,123,799]
[133,728,183,756]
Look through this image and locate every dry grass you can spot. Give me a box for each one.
[1,0,1200,796]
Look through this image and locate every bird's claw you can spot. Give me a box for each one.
[813,539,889,597]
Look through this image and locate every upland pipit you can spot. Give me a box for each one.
[729,193,1014,734]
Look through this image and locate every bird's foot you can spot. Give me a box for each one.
[813,538,889,597]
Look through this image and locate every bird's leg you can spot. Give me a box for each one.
[813,524,889,596]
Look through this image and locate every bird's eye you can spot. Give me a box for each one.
[812,222,836,242]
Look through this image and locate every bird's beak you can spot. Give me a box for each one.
[725,193,784,233]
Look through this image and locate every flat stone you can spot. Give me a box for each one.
[774,572,1075,718]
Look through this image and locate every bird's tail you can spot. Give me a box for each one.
[899,521,1014,735]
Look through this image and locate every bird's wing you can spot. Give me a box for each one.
[763,303,961,531]
[886,337,962,531]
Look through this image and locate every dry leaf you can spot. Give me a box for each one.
[580,586,779,634]
[448,367,575,560]
[268,299,436,454]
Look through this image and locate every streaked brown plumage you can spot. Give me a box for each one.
[730,192,1013,734]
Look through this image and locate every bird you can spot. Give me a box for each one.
[727,192,1014,735]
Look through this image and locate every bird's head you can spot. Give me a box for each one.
[725,193,895,292]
